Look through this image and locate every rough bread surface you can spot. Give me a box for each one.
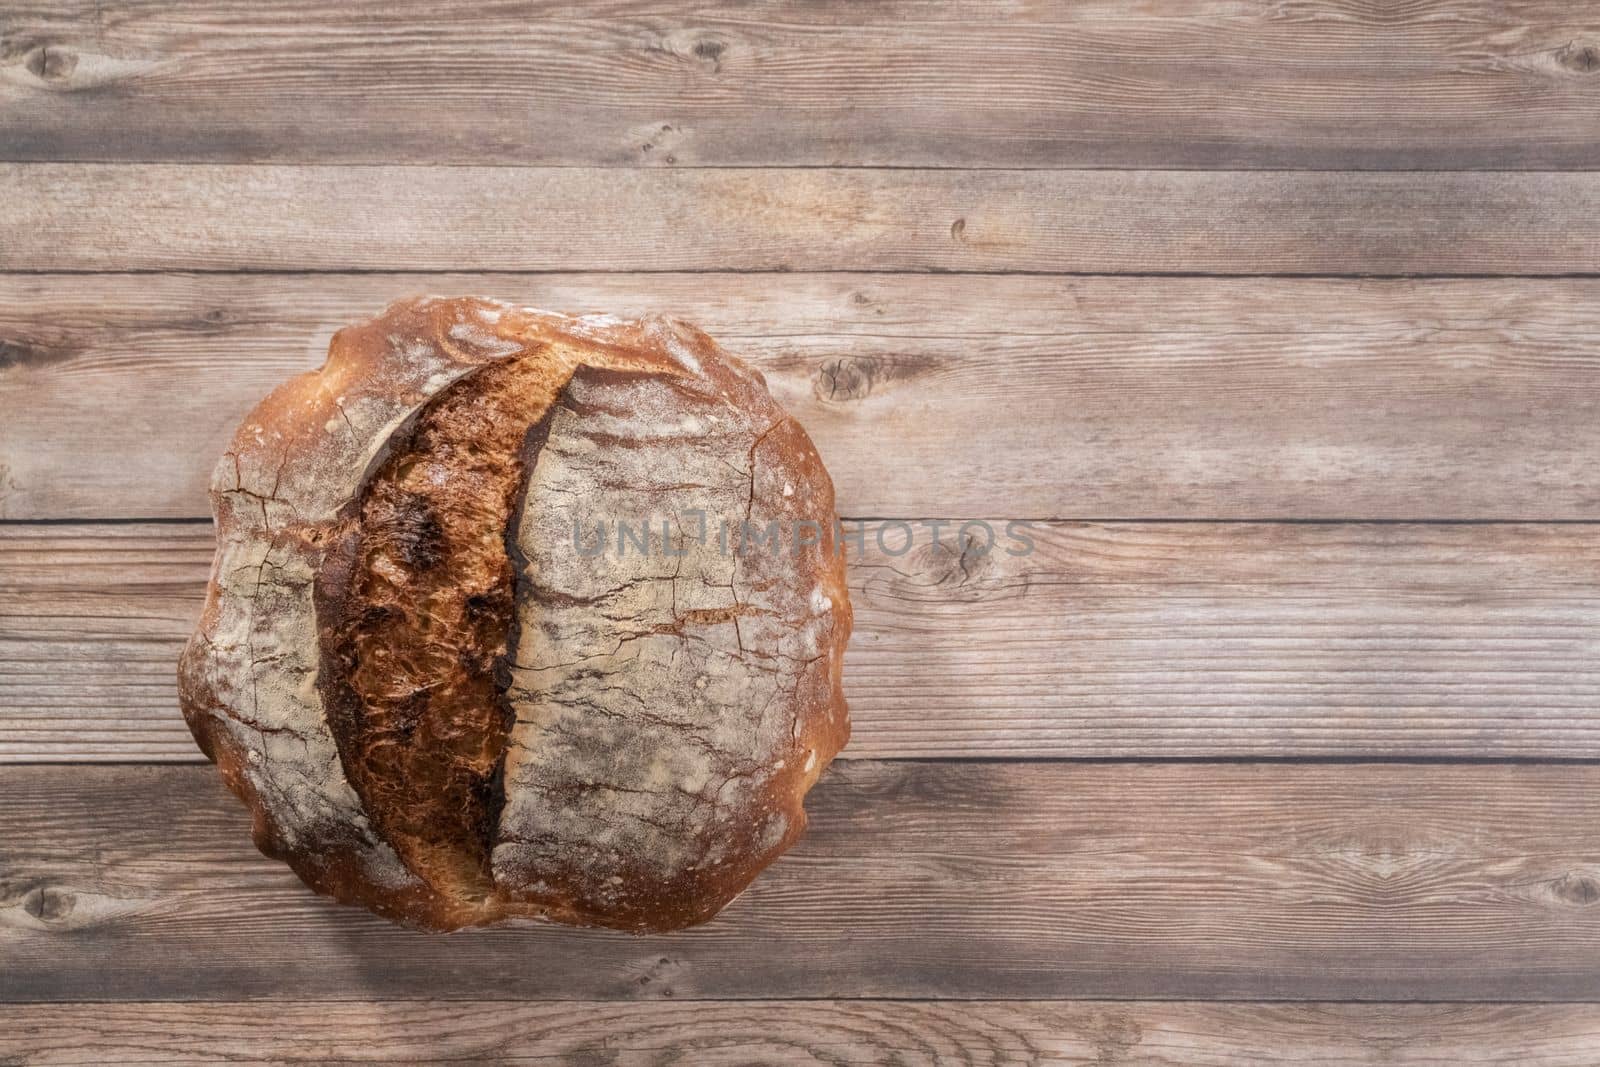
[178,297,851,931]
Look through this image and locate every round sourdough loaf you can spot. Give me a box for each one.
[178,296,851,931]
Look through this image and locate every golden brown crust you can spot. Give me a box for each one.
[179,297,850,931]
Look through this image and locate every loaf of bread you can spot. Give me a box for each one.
[178,297,851,931]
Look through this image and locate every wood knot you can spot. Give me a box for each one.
[846,290,886,316]
[943,528,1001,586]
[898,524,1008,602]
[1557,41,1600,73]
[1550,871,1600,906]
[0,337,61,370]
[22,884,76,924]
[15,42,79,83]
[647,30,726,76]
[950,217,968,242]
[815,356,876,403]
[3,38,154,92]
[629,954,686,998]
[638,122,685,163]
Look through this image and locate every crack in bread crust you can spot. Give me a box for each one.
[318,347,573,901]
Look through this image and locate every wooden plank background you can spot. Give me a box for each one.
[4,0,1600,1062]
[9,762,1600,1003]
[6,274,1600,521]
[4,0,1600,170]
[8,166,1600,275]
[9,521,1600,762]
[11,1002,1600,1066]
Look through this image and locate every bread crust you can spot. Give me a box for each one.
[179,297,850,931]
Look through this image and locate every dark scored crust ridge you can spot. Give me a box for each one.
[316,347,572,907]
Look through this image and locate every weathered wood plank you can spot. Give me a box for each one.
[6,761,1600,1001]
[6,521,1600,762]
[5,1,1600,169]
[8,1000,1600,1065]
[6,166,1600,274]
[6,273,1600,521]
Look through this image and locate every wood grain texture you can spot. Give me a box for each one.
[5,1,1600,169]
[7,761,1600,1001]
[7,521,1600,762]
[6,166,1600,274]
[9,1000,1600,1065]
[7,273,1600,521]
[5,0,1599,1043]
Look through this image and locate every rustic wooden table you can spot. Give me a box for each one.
[5,1,1600,1062]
